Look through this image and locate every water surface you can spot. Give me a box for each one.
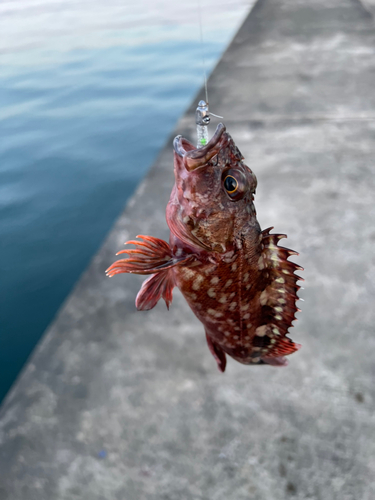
[0,0,254,402]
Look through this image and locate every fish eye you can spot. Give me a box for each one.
[224,175,238,194]
[222,168,248,201]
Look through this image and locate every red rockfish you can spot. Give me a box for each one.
[107,123,302,371]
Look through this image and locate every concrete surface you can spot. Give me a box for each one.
[1,0,375,499]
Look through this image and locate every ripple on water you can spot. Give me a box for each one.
[0,0,254,401]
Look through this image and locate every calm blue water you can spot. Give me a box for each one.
[0,1,251,402]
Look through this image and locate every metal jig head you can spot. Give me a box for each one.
[196,100,210,148]
[196,100,223,148]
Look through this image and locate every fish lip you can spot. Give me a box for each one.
[173,135,195,157]
[173,123,226,171]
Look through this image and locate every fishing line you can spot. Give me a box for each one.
[198,0,208,106]
[196,0,223,147]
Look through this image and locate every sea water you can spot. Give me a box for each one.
[0,0,254,402]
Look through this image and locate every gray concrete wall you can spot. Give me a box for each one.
[1,0,374,499]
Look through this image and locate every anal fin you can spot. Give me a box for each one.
[206,332,227,373]
[261,356,289,367]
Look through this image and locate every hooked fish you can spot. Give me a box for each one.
[106,123,302,371]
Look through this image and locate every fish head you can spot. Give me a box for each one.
[167,123,258,253]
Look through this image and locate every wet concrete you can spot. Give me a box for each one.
[1,0,374,499]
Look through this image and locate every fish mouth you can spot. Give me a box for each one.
[173,123,226,171]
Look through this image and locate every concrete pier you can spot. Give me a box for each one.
[1,0,375,498]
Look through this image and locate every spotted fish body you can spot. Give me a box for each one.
[107,124,302,371]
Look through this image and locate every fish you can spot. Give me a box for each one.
[106,123,303,371]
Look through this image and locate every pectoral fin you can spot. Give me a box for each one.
[106,235,194,276]
[106,235,195,310]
